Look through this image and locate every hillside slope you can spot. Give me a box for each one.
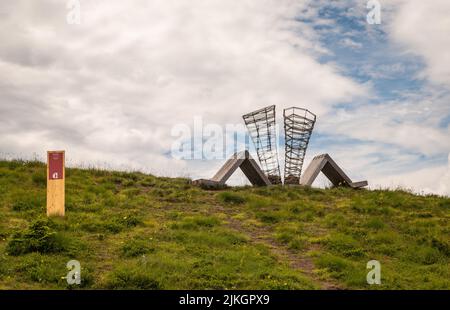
[0,160,449,289]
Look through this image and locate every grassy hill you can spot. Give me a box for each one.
[0,159,449,290]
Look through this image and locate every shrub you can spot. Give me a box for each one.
[122,188,141,198]
[31,172,46,186]
[80,214,142,234]
[406,246,443,265]
[121,238,155,258]
[256,212,280,224]
[288,237,307,250]
[106,266,161,289]
[11,193,45,212]
[274,224,303,245]
[217,192,246,205]
[6,220,68,255]
[18,254,66,284]
[324,214,347,228]
[324,234,365,257]
[139,177,156,187]
[431,238,450,257]
[119,215,142,228]
[316,254,350,273]
[365,217,386,230]
[350,198,393,215]
[0,256,8,279]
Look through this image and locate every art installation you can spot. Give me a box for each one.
[300,153,368,188]
[283,107,316,185]
[193,151,270,188]
[194,105,367,189]
[242,105,282,184]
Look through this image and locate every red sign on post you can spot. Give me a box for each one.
[47,150,65,217]
[48,152,64,180]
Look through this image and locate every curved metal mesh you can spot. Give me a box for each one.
[283,107,316,185]
[242,105,282,184]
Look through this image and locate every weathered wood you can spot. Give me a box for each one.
[300,153,367,188]
[194,151,271,188]
[47,151,65,216]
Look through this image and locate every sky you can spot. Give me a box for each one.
[0,0,449,196]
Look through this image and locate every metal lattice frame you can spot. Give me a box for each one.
[283,107,316,185]
[242,105,282,184]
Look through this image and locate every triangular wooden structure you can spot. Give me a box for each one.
[300,154,368,188]
[193,151,271,188]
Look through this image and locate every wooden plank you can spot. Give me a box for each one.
[194,151,271,187]
[47,150,65,217]
[350,180,369,188]
[299,154,327,186]
[300,153,367,188]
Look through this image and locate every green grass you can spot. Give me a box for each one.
[0,159,449,289]
[6,219,72,256]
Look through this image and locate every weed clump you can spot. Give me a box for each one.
[256,212,280,224]
[11,193,45,212]
[323,234,365,258]
[217,192,246,205]
[106,266,161,289]
[365,217,386,230]
[316,253,349,273]
[6,220,68,255]
[431,238,450,257]
[31,172,46,186]
[80,214,143,234]
[121,238,155,258]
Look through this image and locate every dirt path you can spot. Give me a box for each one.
[214,206,340,289]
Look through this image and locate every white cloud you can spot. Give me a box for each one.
[319,96,450,156]
[390,0,450,87]
[0,0,365,176]
[297,0,450,196]
[436,153,450,196]
[371,156,450,197]
[339,38,363,49]
[0,0,449,196]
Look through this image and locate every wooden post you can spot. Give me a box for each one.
[47,151,65,217]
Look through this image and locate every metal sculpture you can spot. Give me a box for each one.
[242,105,282,184]
[283,107,316,185]
[193,103,370,189]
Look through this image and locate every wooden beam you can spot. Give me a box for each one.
[47,150,65,217]
[193,151,271,188]
[300,153,367,189]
